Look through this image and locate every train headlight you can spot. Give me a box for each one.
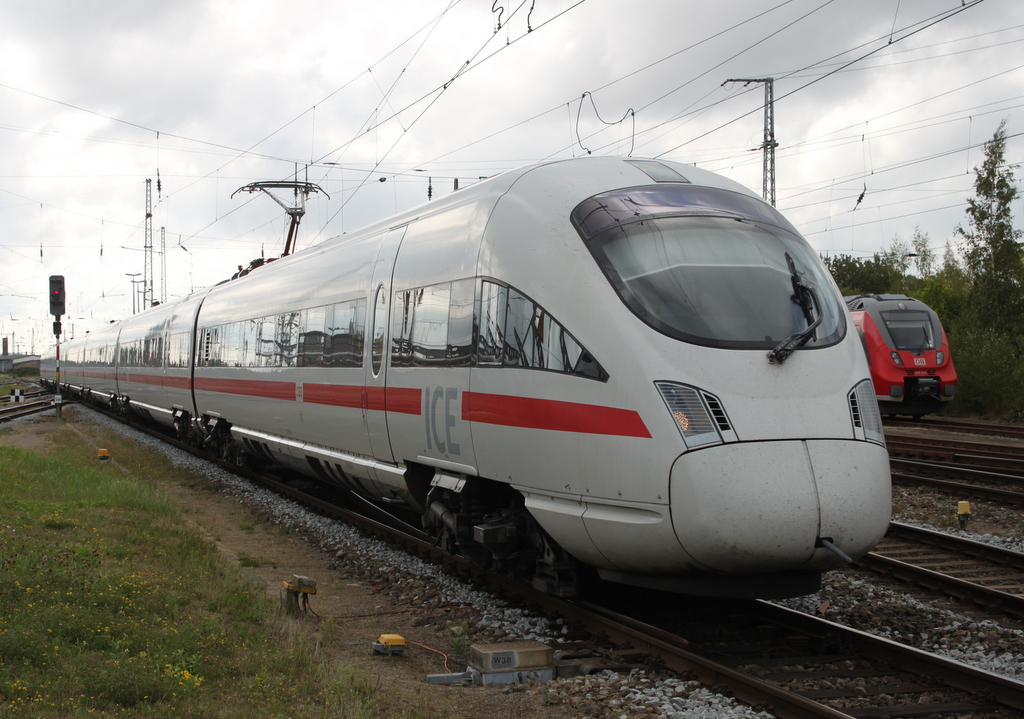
[890,351,904,366]
[935,350,945,366]
[655,382,723,449]
[849,379,885,447]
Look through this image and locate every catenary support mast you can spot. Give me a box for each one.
[724,78,778,206]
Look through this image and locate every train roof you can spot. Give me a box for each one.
[844,294,926,311]
[68,156,768,339]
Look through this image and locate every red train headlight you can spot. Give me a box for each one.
[935,350,945,366]
[889,351,903,366]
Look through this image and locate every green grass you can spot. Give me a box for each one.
[0,425,437,718]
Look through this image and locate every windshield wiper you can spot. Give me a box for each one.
[767,253,823,365]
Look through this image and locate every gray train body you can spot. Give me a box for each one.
[43,157,891,598]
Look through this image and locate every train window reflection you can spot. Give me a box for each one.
[483,279,606,380]
[504,289,537,367]
[588,215,843,350]
[298,306,327,367]
[371,285,387,376]
[448,279,475,366]
[324,299,365,368]
[881,310,936,351]
[412,284,451,366]
[477,281,507,366]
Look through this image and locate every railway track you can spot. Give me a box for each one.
[886,432,1024,506]
[72,404,1024,719]
[0,398,60,423]
[885,417,1024,442]
[857,521,1024,620]
[888,434,1024,473]
[599,589,1024,719]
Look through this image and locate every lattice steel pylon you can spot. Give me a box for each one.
[143,178,154,308]
[724,78,778,206]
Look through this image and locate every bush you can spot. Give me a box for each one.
[947,322,1024,419]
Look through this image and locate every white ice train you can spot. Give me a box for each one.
[43,157,891,598]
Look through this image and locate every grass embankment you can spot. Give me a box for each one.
[0,421,405,718]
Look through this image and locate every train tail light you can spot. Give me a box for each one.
[849,379,885,446]
[655,382,722,449]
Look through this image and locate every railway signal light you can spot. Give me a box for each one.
[49,275,65,317]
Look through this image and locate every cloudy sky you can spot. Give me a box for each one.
[2,0,1022,353]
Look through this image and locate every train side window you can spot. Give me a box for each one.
[477,281,507,366]
[477,279,607,380]
[504,289,538,367]
[254,319,276,367]
[273,312,300,367]
[238,319,255,367]
[448,278,476,366]
[167,331,188,368]
[298,306,327,367]
[411,283,451,366]
[204,327,221,366]
[392,290,414,367]
[220,322,241,367]
[324,299,365,368]
[371,285,387,376]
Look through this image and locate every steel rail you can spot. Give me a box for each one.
[859,522,1024,619]
[890,457,1024,485]
[884,417,1024,441]
[891,471,1024,505]
[751,601,1024,712]
[887,432,1024,458]
[887,438,1024,474]
[0,399,62,423]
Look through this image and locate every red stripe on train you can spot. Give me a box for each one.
[462,391,651,438]
[193,377,296,400]
[276,383,423,415]
[302,383,363,408]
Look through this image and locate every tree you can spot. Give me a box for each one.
[910,225,936,279]
[954,119,1024,335]
[821,253,897,295]
[911,242,969,327]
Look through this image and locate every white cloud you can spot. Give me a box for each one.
[1,0,1022,351]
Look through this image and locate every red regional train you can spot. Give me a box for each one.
[42,157,892,599]
[846,294,957,418]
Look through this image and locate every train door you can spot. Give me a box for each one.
[364,226,407,464]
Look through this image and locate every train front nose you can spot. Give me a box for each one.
[669,440,890,573]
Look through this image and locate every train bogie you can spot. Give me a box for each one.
[43,156,892,599]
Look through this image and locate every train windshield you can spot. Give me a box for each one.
[573,186,845,350]
[880,310,937,351]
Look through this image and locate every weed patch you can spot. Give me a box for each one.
[0,435,402,718]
